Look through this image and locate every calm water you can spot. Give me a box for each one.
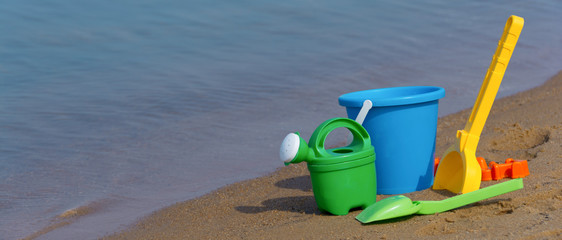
[1,0,561,239]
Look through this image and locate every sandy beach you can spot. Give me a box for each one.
[99,71,560,239]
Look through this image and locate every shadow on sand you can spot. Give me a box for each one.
[235,195,322,215]
[274,175,312,192]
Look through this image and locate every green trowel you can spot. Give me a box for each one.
[356,179,523,223]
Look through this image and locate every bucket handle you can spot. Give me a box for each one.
[309,118,372,158]
[347,100,372,144]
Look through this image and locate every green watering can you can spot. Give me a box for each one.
[280,118,377,215]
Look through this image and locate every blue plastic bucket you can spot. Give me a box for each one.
[338,86,445,194]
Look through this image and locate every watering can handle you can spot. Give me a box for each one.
[309,118,372,157]
[464,16,524,141]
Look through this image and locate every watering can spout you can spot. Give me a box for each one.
[280,132,311,165]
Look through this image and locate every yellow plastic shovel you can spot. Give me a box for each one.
[433,15,524,194]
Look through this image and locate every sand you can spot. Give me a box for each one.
[99,71,561,239]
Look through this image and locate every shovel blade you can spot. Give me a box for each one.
[433,145,481,194]
[356,195,421,223]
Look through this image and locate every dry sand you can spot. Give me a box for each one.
[99,71,561,239]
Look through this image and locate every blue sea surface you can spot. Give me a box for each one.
[1,0,561,238]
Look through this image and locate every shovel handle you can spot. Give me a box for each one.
[418,179,523,214]
[464,16,524,139]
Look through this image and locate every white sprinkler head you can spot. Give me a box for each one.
[280,133,300,163]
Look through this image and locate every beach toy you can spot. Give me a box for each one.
[339,86,445,194]
[434,157,440,176]
[433,15,524,194]
[280,118,377,215]
[435,157,530,181]
[356,178,524,223]
[477,157,530,181]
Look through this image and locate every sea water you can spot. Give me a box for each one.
[1,0,561,238]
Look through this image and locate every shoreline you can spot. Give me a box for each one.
[33,71,562,239]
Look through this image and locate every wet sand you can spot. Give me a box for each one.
[101,71,560,239]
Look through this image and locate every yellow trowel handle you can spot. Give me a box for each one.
[462,16,524,146]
